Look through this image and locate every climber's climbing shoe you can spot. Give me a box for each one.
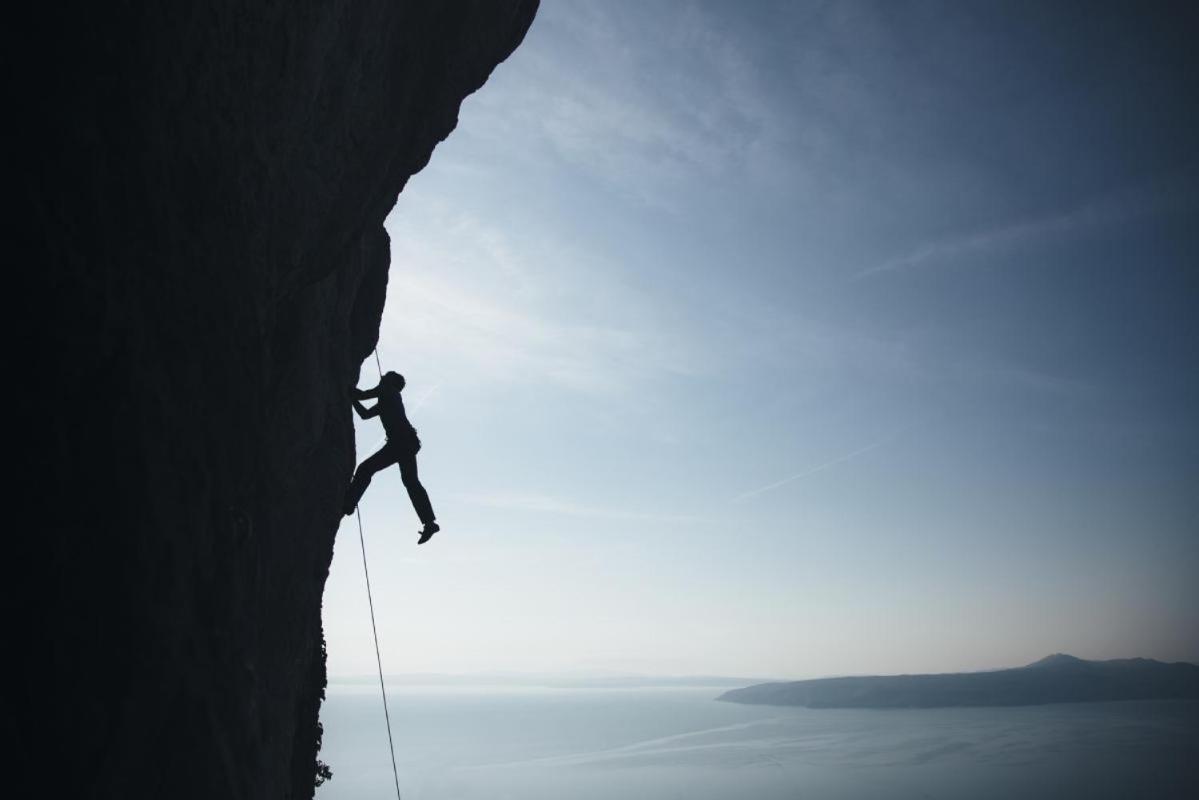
[417,521,440,545]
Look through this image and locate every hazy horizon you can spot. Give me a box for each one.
[321,1,1198,681]
[324,649,1198,687]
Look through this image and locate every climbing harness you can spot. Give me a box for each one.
[352,347,403,800]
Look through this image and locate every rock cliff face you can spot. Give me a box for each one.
[14,2,537,797]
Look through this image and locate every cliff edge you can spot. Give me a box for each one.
[13,2,537,797]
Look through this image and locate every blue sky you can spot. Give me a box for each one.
[322,1,1198,679]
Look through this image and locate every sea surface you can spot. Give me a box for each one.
[316,684,1198,800]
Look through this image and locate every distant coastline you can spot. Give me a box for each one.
[718,654,1199,709]
[329,672,761,690]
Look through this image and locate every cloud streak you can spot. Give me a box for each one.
[858,184,1182,279]
[732,424,919,504]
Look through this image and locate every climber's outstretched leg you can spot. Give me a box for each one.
[397,449,438,543]
[343,444,398,515]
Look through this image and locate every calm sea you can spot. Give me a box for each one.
[315,685,1198,799]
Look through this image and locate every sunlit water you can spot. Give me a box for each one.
[316,685,1198,799]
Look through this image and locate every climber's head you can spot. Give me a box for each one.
[382,371,406,392]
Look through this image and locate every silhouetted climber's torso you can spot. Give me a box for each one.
[377,390,419,450]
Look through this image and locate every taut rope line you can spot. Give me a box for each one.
[352,345,402,800]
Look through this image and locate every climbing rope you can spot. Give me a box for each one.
[354,345,402,800]
[354,505,402,800]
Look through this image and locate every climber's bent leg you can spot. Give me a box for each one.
[344,444,398,515]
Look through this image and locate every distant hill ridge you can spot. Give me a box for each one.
[718,655,1199,709]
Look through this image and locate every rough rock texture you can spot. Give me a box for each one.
[13,2,536,797]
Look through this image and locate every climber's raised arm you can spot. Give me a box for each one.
[352,383,381,401]
[352,398,380,419]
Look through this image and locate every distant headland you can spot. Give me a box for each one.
[718,654,1199,709]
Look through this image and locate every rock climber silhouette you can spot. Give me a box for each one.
[344,371,440,544]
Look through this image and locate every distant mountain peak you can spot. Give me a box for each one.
[1027,653,1086,668]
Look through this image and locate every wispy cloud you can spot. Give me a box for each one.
[732,424,920,504]
[381,262,670,395]
[456,490,699,525]
[858,184,1182,279]
[408,382,440,412]
[464,2,785,208]
[382,203,711,396]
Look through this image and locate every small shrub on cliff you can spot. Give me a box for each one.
[314,756,332,788]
